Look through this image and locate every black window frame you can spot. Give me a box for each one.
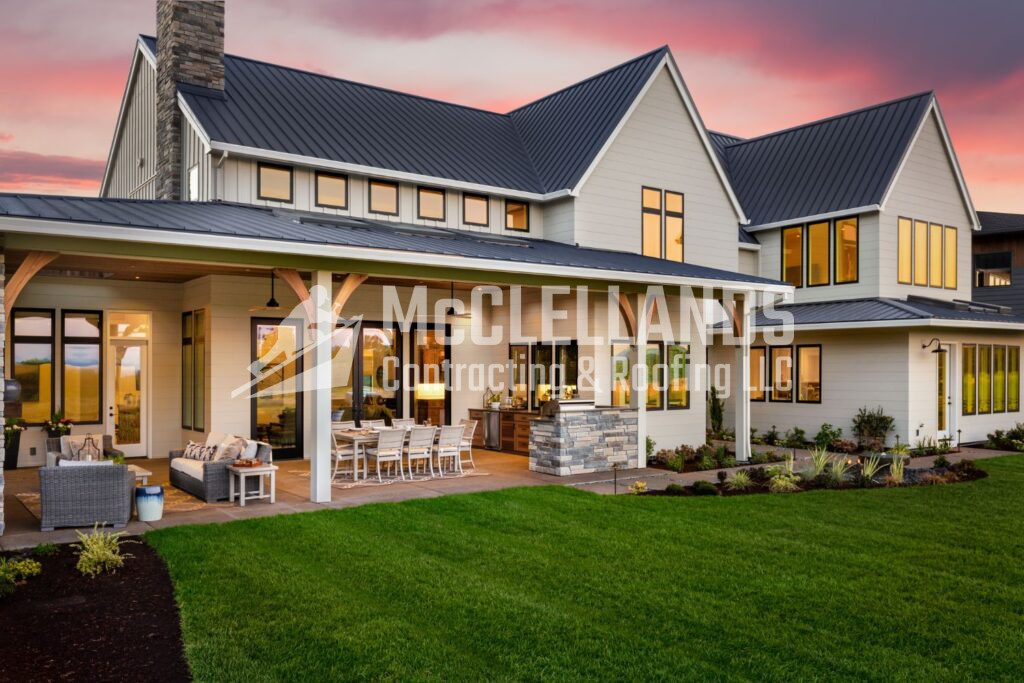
[314,171,349,209]
[643,341,665,410]
[780,226,804,288]
[462,193,489,227]
[833,216,860,285]
[368,178,400,216]
[60,309,104,426]
[256,162,294,203]
[805,220,831,288]
[504,199,530,232]
[416,186,447,221]
[10,307,56,426]
[609,341,633,408]
[768,345,795,403]
[664,190,685,263]
[749,345,767,402]
[641,186,663,258]
[665,342,690,410]
[974,251,1012,288]
[795,344,823,405]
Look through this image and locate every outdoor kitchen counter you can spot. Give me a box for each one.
[528,406,639,476]
[467,408,539,454]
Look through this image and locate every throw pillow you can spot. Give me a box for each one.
[216,437,247,461]
[183,441,216,461]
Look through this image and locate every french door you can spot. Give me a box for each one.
[106,340,148,458]
[330,322,401,425]
[251,318,303,460]
[937,344,953,441]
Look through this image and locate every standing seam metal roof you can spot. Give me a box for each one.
[750,296,1024,327]
[977,211,1024,236]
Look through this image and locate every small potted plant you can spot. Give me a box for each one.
[3,418,26,470]
[486,391,502,410]
[42,412,74,439]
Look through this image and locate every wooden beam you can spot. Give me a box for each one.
[331,273,368,321]
[272,268,317,326]
[618,292,637,339]
[724,300,743,338]
[5,251,58,320]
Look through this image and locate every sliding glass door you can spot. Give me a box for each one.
[331,322,402,425]
[410,325,450,426]
[251,318,303,459]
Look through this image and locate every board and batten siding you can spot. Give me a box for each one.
[879,111,974,301]
[103,59,158,199]
[573,67,741,272]
[182,119,212,201]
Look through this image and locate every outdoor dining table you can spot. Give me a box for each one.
[332,425,434,480]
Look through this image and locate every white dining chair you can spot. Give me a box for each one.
[331,431,361,481]
[362,419,387,429]
[434,425,465,476]
[364,428,407,482]
[392,418,415,429]
[458,418,478,470]
[332,420,356,432]
[404,426,437,477]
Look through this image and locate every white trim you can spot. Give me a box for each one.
[744,205,880,232]
[569,55,750,225]
[176,94,212,150]
[749,318,1024,332]
[0,216,792,295]
[137,34,157,67]
[100,42,153,196]
[738,242,760,252]
[879,99,980,231]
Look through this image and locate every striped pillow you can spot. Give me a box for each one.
[183,440,217,461]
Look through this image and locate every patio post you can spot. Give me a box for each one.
[732,292,752,463]
[307,270,333,503]
[631,290,652,467]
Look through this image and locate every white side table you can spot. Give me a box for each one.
[127,464,152,485]
[227,464,278,506]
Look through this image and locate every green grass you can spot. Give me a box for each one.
[147,456,1024,681]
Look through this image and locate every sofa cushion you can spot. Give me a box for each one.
[205,432,229,447]
[242,439,259,459]
[216,437,247,461]
[58,458,114,467]
[183,441,216,461]
[170,457,206,481]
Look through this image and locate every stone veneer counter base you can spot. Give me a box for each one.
[529,407,639,476]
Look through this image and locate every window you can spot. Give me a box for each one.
[530,341,578,408]
[770,346,793,402]
[10,309,54,424]
[962,344,976,415]
[187,165,199,202]
[181,310,206,430]
[978,345,992,414]
[644,343,663,409]
[463,193,489,226]
[1010,347,1020,412]
[898,217,912,284]
[369,179,399,215]
[665,191,684,262]
[994,346,1007,412]
[61,311,102,424]
[807,221,829,286]
[505,200,529,231]
[417,187,445,221]
[411,327,449,425]
[835,217,858,283]
[975,252,1012,287]
[929,223,943,287]
[611,343,632,407]
[749,346,766,401]
[666,344,689,409]
[781,227,803,287]
[944,227,957,289]
[796,345,822,403]
[913,220,928,285]
[641,188,661,258]
[257,163,292,202]
[315,172,348,209]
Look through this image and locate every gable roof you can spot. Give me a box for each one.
[978,211,1024,236]
[0,193,783,289]
[140,36,671,197]
[718,92,934,228]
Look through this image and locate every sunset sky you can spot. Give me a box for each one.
[0,0,1021,211]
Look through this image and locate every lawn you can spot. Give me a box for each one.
[147,456,1024,681]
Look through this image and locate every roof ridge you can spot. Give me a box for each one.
[506,46,668,115]
[880,297,931,317]
[708,129,744,141]
[724,90,934,149]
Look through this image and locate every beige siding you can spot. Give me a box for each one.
[542,197,575,244]
[738,249,759,277]
[879,111,973,301]
[103,57,157,199]
[573,67,740,272]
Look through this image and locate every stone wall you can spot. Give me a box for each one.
[529,407,638,476]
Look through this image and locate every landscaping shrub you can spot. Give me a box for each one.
[889,441,911,456]
[763,425,780,446]
[717,470,728,483]
[31,543,58,557]
[708,386,725,436]
[852,406,895,449]
[986,423,1024,450]
[768,472,801,493]
[950,459,981,478]
[886,456,906,486]
[814,423,843,449]
[827,456,852,488]
[933,455,952,469]
[858,454,884,487]
[73,525,132,578]
[783,427,807,448]
[745,466,770,484]
[629,480,648,495]
[829,438,858,454]
[664,483,687,496]
[690,480,719,496]
[0,557,42,598]
[725,470,754,491]
[808,446,830,478]
[646,437,655,461]
[749,449,784,465]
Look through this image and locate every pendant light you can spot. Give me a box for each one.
[445,281,471,319]
[249,271,283,312]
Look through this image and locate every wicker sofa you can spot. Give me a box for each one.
[169,437,272,502]
[38,463,134,531]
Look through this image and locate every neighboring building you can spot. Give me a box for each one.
[972,211,1024,311]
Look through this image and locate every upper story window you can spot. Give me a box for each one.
[463,194,489,226]
[640,187,684,262]
[369,179,399,215]
[780,217,859,288]
[257,163,292,203]
[505,200,529,232]
[315,172,348,209]
[897,216,957,289]
[417,187,446,221]
[975,252,1012,287]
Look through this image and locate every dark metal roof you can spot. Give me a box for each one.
[142,36,667,195]
[0,194,781,286]
[977,211,1024,236]
[738,227,758,245]
[748,296,1024,327]
[719,92,933,227]
[707,130,743,165]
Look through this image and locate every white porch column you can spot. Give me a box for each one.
[733,293,752,463]
[632,290,651,468]
[307,270,333,503]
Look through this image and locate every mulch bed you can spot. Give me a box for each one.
[0,539,191,682]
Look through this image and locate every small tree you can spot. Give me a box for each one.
[708,385,725,436]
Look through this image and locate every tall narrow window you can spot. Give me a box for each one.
[369,179,399,215]
[807,222,829,286]
[641,188,662,258]
[509,345,530,406]
[898,217,912,284]
[62,311,102,424]
[463,193,489,226]
[978,345,992,414]
[914,220,928,286]
[611,343,632,407]
[944,226,957,289]
[666,344,689,409]
[929,223,943,287]
[505,200,529,231]
[644,343,663,409]
[416,187,445,221]
[1009,347,1020,412]
[961,344,976,415]
[257,163,292,202]
[781,227,803,288]
[315,172,348,209]
[664,191,684,262]
[182,313,193,429]
[835,217,858,283]
[11,309,54,424]
[412,327,449,425]
[796,345,822,403]
[181,310,206,430]
[770,346,793,402]
[749,346,766,401]
[994,346,1007,412]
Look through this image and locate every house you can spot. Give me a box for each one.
[972,211,1024,311]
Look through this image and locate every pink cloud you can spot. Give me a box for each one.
[0,150,105,190]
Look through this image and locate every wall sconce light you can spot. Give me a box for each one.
[922,338,947,354]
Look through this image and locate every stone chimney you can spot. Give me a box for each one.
[155,0,225,200]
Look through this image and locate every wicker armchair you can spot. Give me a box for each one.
[169,441,272,502]
[45,435,125,468]
[38,464,134,531]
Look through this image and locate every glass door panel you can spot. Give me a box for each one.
[412,327,448,425]
[106,341,148,457]
[361,326,399,424]
[331,327,356,422]
[251,319,303,459]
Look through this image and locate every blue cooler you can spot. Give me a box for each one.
[135,485,165,522]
